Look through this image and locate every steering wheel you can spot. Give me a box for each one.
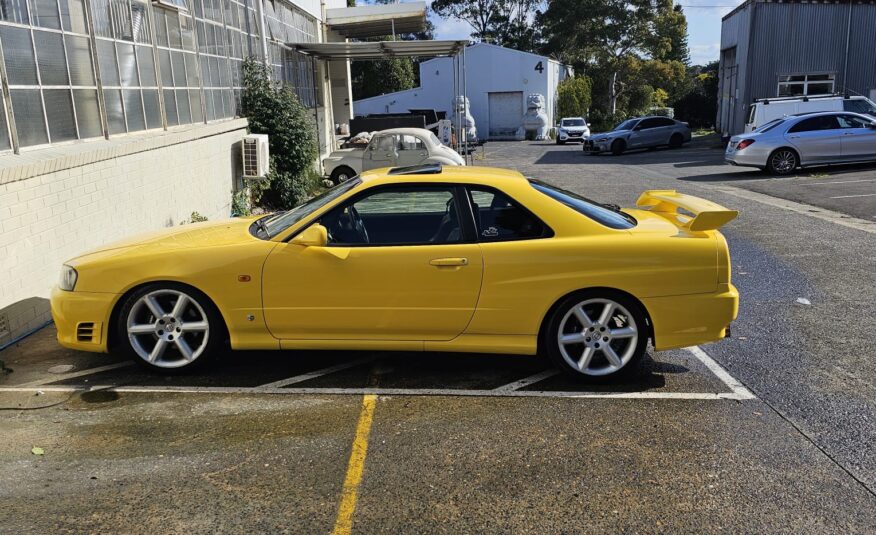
[348,205,370,244]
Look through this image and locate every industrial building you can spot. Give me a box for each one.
[0,0,431,345]
[353,43,572,140]
[718,0,876,136]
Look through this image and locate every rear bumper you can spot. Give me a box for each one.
[642,284,739,351]
[725,151,766,168]
[50,286,118,352]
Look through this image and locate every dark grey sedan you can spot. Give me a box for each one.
[583,116,692,155]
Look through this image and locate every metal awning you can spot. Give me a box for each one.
[287,40,467,60]
[326,2,427,38]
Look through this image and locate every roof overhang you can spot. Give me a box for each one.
[326,2,427,39]
[288,40,468,60]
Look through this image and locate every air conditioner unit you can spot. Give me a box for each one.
[242,134,269,179]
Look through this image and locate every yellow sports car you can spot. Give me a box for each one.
[51,164,738,378]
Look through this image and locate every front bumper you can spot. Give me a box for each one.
[642,283,739,351]
[558,131,588,142]
[50,286,119,352]
[583,139,609,152]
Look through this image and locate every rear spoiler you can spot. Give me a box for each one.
[636,190,738,232]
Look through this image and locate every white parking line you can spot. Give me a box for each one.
[800,179,876,186]
[15,362,133,388]
[684,346,755,400]
[256,357,375,389]
[0,384,753,400]
[492,369,559,392]
[829,193,876,199]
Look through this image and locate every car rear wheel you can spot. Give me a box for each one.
[556,139,565,145]
[544,291,647,379]
[117,284,224,373]
[329,166,356,184]
[766,149,798,175]
[611,139,626,156]
[669,133,684,148]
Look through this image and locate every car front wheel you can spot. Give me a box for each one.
[611,139,626,155]
[544,291,647,379]
[117,284,223,373]
[766,149,799,175]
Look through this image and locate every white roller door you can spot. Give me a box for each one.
[488,92,523,139]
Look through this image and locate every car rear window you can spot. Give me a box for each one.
[529,180,636,230]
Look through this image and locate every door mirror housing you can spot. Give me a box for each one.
[291,224,328,247]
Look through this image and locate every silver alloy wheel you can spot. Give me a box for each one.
[770,150,796,174]
[557,298,639,376]
[126,289,210,368]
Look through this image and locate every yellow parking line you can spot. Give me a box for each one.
[331,394,378,535]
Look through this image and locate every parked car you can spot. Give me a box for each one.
[583,117,691,155]
[556,117,590,144]
[323,127,464,183]
[51,164,738,379]
[725,111,876,175]
[744,94,876,133]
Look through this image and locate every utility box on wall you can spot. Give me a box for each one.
[242,134,270,179]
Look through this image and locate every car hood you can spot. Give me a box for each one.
[592,130,629,140]
[67,217,261,264]
[326,148,363,160]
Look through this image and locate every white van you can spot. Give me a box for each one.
[744,95,876,132]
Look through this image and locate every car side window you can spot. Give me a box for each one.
[321,186,462,246]
[467,187,549,242]
[789,115,841,133]
[399,135,425,150]
[836,114,870,129]
[655,117,676,127]
[636,118,658,130]
[371,135,396,152]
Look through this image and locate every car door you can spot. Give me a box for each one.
[362,134,399,171]
[261,184,483,341]
[652,117,677,144]
[785,115,843,163]
[630,118,660,147]
[395,134,430,166]
[836,114,876,160]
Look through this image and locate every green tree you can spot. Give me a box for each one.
[241,58,319,209]
[431,0,542,51]
[672,61,719,129]
[556,76,593,119]
[539,0,690,115]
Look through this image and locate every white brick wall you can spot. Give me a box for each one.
[0,119,249,346]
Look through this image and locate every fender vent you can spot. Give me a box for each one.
[76,322,95,342]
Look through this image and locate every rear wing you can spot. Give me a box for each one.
[636,190,738,232]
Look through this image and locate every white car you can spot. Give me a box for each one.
[323,128,465,183]
[556,117,590,144]
[744,95,876,132]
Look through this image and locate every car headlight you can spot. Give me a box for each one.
[595,137,608,142]
[59,265,78,291]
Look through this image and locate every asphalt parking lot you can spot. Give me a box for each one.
[2,139,875,533]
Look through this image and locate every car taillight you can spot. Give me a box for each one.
[736,139,755,151]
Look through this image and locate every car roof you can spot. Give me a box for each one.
[374,127,435,136]
[358,165,527,185]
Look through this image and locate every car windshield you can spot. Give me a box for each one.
[529,180,636,230]
[844,99,876,116]
[562,119,586,127]
[755,118,786,133]
[613,119,638,131]
[258,178,361,239]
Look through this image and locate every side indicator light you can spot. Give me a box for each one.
[238,275,251,282]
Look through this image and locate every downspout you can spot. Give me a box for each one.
[842,0,852,94]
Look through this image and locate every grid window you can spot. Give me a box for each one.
[154,5,202,125]
[778,73,836,97]
[0,1,102,148]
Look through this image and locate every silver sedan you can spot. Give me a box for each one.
[583,116,691,155]
[725,111,876,175]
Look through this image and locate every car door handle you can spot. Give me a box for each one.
[430,257,468,267]
[788,135,800,139]
[843,132,856,136]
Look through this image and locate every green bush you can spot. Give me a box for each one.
[241,58,319,210]
[556,76,593,120]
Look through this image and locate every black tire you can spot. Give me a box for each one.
[610,139,626,156]
[669,133,684,148]
[766,148,799,176]
[115,282,226,374]
[329,166,356,185]
[556,138,565,145]
[542,290,648,381]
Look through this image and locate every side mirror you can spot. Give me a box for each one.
[868,122,876,129]
[291,224,328,247]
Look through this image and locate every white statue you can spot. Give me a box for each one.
[518,93,550,140]
[451,95,477,143]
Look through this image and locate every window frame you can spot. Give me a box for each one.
[317,183,479,248]
[787,115,841,133]
[777,72,836,97]
[463,184,554,243]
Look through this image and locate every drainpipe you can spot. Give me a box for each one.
[842,0,852,94]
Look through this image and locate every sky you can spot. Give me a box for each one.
[416,0,746,66]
